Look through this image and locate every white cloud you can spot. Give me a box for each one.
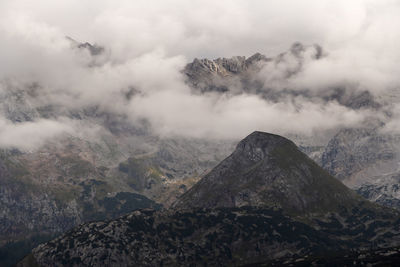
[0,0,399,145]
[0,117,73,150]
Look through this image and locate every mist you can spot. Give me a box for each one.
[1,0,400,149]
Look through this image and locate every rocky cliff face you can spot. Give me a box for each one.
[184,43,380,111]
[321,128,399,186]
[321,127,400,210]
[18,132,400,266]
[356,173,400,210]
[184,53,270,93]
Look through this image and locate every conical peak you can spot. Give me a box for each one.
[175,131,361,213]
[234,131,294,162]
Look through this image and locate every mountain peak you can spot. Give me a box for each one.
[174,131,361,214]
[66,36,104,56]
[185,53,269,79]
[235,131,293,162]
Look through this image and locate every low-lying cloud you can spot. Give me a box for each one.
[0,117,73,150]
[0,0,399,149]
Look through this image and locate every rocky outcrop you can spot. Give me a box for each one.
[321,128,399,186]
[357,173,400,210]
[184,43,380,111]
[320,126,400,211]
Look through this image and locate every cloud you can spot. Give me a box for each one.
[0,117,73,150]
[129,90,367,139]
[0,0,399,146]
[0,0,396,59]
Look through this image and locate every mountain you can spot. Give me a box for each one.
[357,174,400,210]
[1,43,399,265]
[184,52,270,93]
[18,132,400,266]
[174,131,361,214]
[321,127,400,210]
[184,43,380,111]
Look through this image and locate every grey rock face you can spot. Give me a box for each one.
[66,36,105,56]
[184,44,380,112]
[0,85,40,123]
[357,173,400,210]
[184,52,271,93]
[321,128,400,186]
[319,125,400,211]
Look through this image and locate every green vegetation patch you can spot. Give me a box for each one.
[118,157,164,192]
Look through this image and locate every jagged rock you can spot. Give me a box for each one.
[357,173,400,210]
[184,44,380,111]
[66,36,104,56]
[321,128,400,187]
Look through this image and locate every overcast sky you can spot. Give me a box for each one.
[0,0,400,149]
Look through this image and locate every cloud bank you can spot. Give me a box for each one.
[0,0,400,149]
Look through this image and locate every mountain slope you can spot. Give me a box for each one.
[321,127,400,210]
[174,131,362,214]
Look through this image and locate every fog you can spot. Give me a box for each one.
[0,0,399,149]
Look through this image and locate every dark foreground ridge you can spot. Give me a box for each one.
[18,131,400,266]
[18,206,400,267]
